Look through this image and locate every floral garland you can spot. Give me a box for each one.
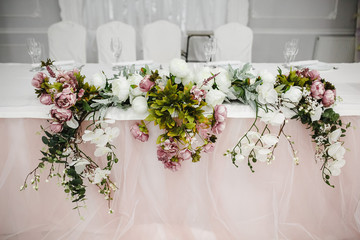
[22,58,350,213]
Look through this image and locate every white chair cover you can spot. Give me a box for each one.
[48,21,86,63]
[142,20,181,63]
[96,21,136,64]
[214,22,253,62]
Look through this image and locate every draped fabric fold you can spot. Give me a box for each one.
[58,0,250,62]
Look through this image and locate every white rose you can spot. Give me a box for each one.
[91,72,107,89]
[327,142,346,161]
[257,83,278,105]
[261,134,279,147]
[259,110,285,126]
[282,86,303,108]
[169,58,190,78]
[205,89,226,107]
[128,74,144,97]
[132,96,148,114]
[112,77,130,102]
[195,67,213,91]
[310,105,322,122]
[214,67,231,93]
[328,128,342,143]
[259,70,275,84]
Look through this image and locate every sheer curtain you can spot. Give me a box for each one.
[58,0,249,63]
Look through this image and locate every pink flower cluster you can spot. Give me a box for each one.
[310,81,336,107]
[31,68,85,133]
[212,104,227,134]
[139,75,155,92]
[190,86,206,103]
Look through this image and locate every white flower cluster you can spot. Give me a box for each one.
[325,129,346,176]
[82,121,120,157]
[233,131,279,166]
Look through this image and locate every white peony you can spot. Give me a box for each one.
[257,83,278,105]
[128,73,144,97]
[282,86,303,108]
[259,70,276,84]
[91,72,107,89]
[112,77,130,102]
[328,128,342,144]
[92,168,111,184]
[214,67,231,93]
[169,58,190,78]
[205,89,226,107]
[327,142,346,161]
[195,67,213,91]
[132,96,148,114]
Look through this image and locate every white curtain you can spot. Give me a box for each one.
[58,0,249,63]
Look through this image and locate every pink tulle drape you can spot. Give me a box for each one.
[1,117,360,239]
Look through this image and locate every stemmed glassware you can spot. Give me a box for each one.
[204,37,217,63]
[110,37,122,71]
[26,38,42,71]
[283,39,299,68]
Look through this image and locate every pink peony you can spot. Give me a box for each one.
[54,87,77,109]
[139,75,155,92]
[214,104,227,123]
[197,123,210,139]
[39,93,53,105]
[130,123,149,142]
[50,121,63,133]
[163,160,181,171]
[212,121,226,134]
[56,71,71,83]
[190,86,206,103]
[178,149,192,161]
[310,80,325,100]
[322,89,336,107]
[157,139,179,170]
[308,70,320,80]
[50,107,72,123]
[31,72,47,88]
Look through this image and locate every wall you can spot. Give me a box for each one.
[0,0,357,63]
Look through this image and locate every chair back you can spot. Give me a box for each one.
[96,21,136,64]
[214,22,253,62]
[48,21,86,63]
[142,20,181,63]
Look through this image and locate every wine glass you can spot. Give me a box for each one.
[26,38,42,71]
[204,37,217,63]
[283,39,299,68]
[110,37,122,70]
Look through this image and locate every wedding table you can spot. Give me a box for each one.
[1,62,360,239]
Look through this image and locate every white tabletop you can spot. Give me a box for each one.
[0,62,359,119]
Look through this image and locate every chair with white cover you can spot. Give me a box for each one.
[142,20,181,63]
[214,22,253,62]
[96,21,136,64]
[48,21,87,63]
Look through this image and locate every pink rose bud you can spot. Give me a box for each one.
[31,72,48,88]
[203,142,215,153]
[77,88,85,99]
[310,80,325,100]
[130,123,149,142]
[50,107,72,123]
[139,75,155,92]
[322,89,336,107]
[39,93,53,105]
[50,122,63,133]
